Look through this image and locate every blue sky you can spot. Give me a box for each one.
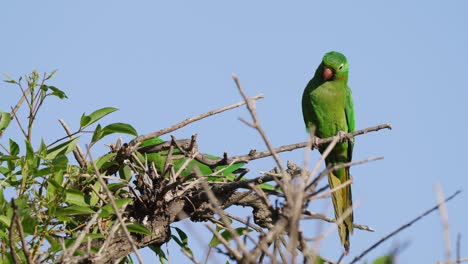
[2,1,468,263]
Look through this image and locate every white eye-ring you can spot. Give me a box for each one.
[338,64,344,70]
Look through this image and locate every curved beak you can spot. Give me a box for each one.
[322,66,334,81]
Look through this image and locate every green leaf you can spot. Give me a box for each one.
[0,155,19,162]
[89,181,101,206]
[259,183,276,191]
[171,226,193,256]
[21,214,36,234]
[80,107,118,128]
[107,182,127,192]
[0,112,11,131]
[91,124,102,144]
[38,139,47,157]
[100,198,133,218]
[45,69,58,80]
[139,137,164,148]
[65,189,88,206]
[119,165,133,181]
[314,255,325,264]
[55,205,95,216]
[209,227,251,247]
[0,188,4,206]
[9,139,19,156]
[51,154,69,170]
[149,245,167,264]
[46,170,64,201]
[46,234,61,253]
[25,139,34,163]
[0,215,11,227]
[80,115,91,129]
[173,227,188,245]
[95,152,116,169]
[216,162,245,176]
[42,85,68,99]
[45,137,79,160]
[372,255,395,264]
[91,123,138,143]
[126,223,152,235]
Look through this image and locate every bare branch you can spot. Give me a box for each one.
[87,145,145,264]
[13,207,33,264]
[59,119,87,168]
[231,74,287,181]
[435,182,453,262]
[303,210,374,232]
[350,190,462,264]
[131,93,264,147]
[59,209,102,261]
[457,233,461,264]
[306,156,384,193]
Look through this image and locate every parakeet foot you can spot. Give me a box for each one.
[311,136,321,149]
[337,130,353,143]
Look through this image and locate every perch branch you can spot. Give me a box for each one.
[227,123,391,164]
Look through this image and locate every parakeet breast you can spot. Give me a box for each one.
[309,81,348,138]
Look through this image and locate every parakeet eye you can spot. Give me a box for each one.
[338,64,344,70]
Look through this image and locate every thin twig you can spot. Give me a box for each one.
[350,190,462,264]
[206,224,243,261]
[59,208,101,261]
[181,247,201,264]
[59,119,87,168]
[226,213,265,234]
[8,79,33,128]
[307,137,338,183]
[131,93,264,147]
[9,201,21,264]
[98,220,123,255]
[87,145,145,264]
[10,106,28,138]
[436,182,452,263]
[306,156,384,196]
[231,74,286,178]
[13,207,33,264]
[311,179,352,200]
[303,210,374,232]
[251,218,289,261]
[194,170,251,261]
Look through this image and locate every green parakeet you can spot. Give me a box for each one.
[302,51,355,254]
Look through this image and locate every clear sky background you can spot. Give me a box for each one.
[2,1,468,263]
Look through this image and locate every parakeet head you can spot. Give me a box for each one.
[318,51,349,82]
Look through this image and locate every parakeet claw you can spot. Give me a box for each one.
[311,136,321,149]
[337,130,353,143]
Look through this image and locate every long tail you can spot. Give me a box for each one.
[328,167,353,254]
